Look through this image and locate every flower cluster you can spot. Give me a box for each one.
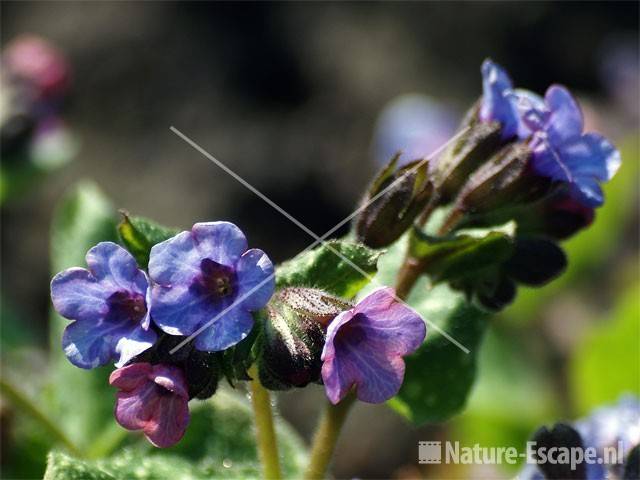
[52,220,426,447]
[51,222,275,446]
[480,59,621,208]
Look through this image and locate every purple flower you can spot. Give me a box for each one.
[480,59,621,207]
[321,287,426,404]
[50,242,156,369]
[149,222,274,352]
[110,363,190,448]
[525,86,621,207]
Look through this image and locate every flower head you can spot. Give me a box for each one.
[110,363,190,448]
[50,242,156,369]
[480,59,621,208]
[321,287,426,404]
[149,222,274,352]
[526,86,620,207]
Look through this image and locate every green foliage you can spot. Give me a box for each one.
[276,240,381,299]
[47,181,119,447]
[451,327,559,470]
[569,281,640,415]
[409,222,515,283]
[366,236,490,424]
[117,212,179,268]
[44,391,308,480]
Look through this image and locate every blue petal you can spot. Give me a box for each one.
[530,137,574,183]
[149,230,202,286]
[193,304,254,351]
[235,249,275,311]
[544,85,584,145]
[114,326,157,367]
[512,88,545,139]
[480,59,519,139]
[63,319,146,369]
[150,284,212,336]
[86,242,148,295]
[571,178,604,208]
[51,267,111,322]
[557,133,618,181]
[192,222,248,266]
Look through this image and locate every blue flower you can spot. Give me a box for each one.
[148,222,274,352]
[50,242,156,369]
[321,287,426,404]
[480,59,621,207]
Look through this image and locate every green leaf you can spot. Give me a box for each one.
[44,390,308,480]
[47,181,118,447]
[365,235,489,424]
[569,281,640,415]
[276,240,381,299]
[117,212,179,268]
[409,221,516,283]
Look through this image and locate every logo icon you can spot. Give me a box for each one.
[419,441,442,464]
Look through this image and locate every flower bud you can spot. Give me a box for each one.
[129,332,221,400]
[453,143,552,216]
[474,274,517,312]
[258,288,350,390]
[355,153,433,248]
[429,102,505,203]
[503,237,567,286]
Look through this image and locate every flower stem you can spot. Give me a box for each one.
[0,376,83,457]
[304,395,355,480]
[248,365,282,480]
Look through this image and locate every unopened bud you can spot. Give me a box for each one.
[503,237,566,286]
[355,153,433,248]
[258,288,350,390]
[453,143,552,216]
[429,102,505,203]
[473,274,517,312]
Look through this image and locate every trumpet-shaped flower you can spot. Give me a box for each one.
[110,363,190,448]
[480,59,620,207]
[321,287,426,404]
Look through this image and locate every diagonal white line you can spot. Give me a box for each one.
[169,126,470,354]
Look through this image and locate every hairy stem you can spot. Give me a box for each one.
[304,395,355,480]
[0,376,83,457]
[248,365,282,480]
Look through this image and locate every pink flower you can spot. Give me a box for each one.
[109,363,190,448]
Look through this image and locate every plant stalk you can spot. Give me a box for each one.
[0,376,83,457]
[304,394,355,480]
[248,365,282,480]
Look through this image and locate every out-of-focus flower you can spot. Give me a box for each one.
[518,396,640,480]
[575,395,640,463]
[480,59,621,208]
[50,242,156,369]
[149,222,274,352]
[321,287,425,404]
[2,35,70,100]
[110,363,190,448]
[373,94,457,167]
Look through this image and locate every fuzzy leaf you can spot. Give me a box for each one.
[276,240,381,299]
[409,221,516,283]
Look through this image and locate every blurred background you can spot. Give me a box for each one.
[1,2,638,478]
